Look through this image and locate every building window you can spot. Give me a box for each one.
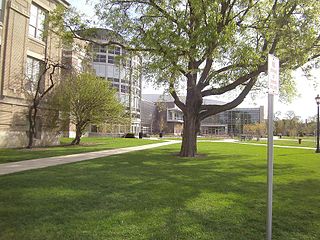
[93,44,106,53]
[115,47,121,55]
[108,55,115,64]
[112,83,119,90]
[108,46,121,55]
[107,77,119,83]
[93,54,106,63]
[108,46,114,54]
[121,85,128,93]
[99,45,106,53]
[120,94,129,107]
[26,57,44,92]
[121,79,129,85]
[29,3,46,41]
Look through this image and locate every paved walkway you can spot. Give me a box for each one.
[198,139,238,143]
[1,139,315,176]
[0,141,180,176]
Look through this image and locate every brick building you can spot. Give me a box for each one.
[0,0,69,147]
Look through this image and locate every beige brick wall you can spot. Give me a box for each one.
[0,0,69,148]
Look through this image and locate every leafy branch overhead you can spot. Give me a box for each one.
[50,0,319,157]
[94,0,319,103]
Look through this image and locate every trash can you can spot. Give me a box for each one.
[159,132,163,138]
[139,132,143,139]
[298,138,302,144]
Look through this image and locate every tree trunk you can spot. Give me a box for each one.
[180,113,199,157]
[26,106,36,149]
[71,124,83,145]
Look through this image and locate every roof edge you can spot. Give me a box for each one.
[56,0,70,7]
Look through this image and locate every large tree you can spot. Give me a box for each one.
[64,1,319,156]
[51,72,125,145]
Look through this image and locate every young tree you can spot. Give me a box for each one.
[23,6,69,149]
[52,72,125,145]
[24,59,64,148]
[155,96,168,134]
[245,122,267,138]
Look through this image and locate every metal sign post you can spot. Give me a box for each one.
[267,54,279,240]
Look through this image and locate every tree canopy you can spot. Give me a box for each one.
[94,0,319,97]
[51,72,125,144]
[91,0,319,156]
[53,0,320,156]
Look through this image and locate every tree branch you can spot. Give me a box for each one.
[169,82,186,112]
[201,63,267,97]
[199,76,258,120]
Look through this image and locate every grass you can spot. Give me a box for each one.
[280,136,315,140]
[1,142,320,239]
[0,137,162,164]
[246,138,316,148]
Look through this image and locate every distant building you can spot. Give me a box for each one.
[141,94,264,136]
[200,106,264,135]
[91,29,142,135]
[140,98,155,134]
[0,0,70,147]
[63,29,142,136]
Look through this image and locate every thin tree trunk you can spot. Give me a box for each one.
[27,106,35,148]
[71,124,83,145]
[26,104,39,149]
[180,113,199,157]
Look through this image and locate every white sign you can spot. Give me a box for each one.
[268,54,280,95]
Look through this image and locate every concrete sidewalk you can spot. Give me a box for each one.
[0,141,180,176]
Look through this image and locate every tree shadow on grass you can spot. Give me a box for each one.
[0,145,319,239]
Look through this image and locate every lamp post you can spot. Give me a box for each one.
[316,95,320,153]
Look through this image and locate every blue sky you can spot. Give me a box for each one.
[67,0,320,119]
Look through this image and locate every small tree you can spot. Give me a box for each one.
[24,59,64,148]
[155,96,167,133]
[52,72,125,145]
[243,122,266,138]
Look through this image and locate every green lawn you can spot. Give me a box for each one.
[247,139,316,148]
[1,142,319,239]
[281,136,315,140]
[0,137,162,164]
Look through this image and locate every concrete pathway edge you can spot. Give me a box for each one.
[1,140,313,176]
[0,141,180,176]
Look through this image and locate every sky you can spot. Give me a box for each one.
[68,0,320,120]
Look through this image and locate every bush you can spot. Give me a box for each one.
[124,133,136,138]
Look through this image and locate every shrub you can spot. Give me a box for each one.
[124,133,135,138]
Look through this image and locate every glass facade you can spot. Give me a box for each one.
[201,107,263,135]
[92,40,142,135]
